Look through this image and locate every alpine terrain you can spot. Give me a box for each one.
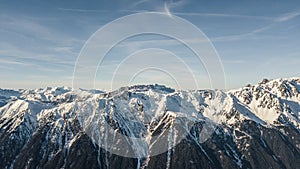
[0,78,300,169]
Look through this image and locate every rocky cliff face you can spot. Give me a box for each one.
[0,78,300,169]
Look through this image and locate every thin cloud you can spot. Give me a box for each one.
[222,60,246,64]
[53,46,76,55]
[211,10,300,42]
[275,10,300,22]
[211,24,274,42]
[164,2,172,16]
[173,12,274,20]
[0,43,75,69]
[130,0,150,8]
[58,7,153,15]
[166,0,189,10]
[0,59,31,66]
[0,14,83,45]
[120,9,152,13]
[129,0,188,15]
[57,8,109,13]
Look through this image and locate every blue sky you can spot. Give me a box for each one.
[0,0,300,90]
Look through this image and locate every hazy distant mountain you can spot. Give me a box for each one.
[0,78,299,169]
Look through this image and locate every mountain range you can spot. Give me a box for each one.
[0,78,299,169]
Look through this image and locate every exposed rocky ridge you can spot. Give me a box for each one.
[0,78,299,169]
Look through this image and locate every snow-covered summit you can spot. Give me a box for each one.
[230,77,300,126]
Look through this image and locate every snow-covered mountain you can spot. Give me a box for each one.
[0,78,300,169]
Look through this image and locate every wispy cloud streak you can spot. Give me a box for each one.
[211,9,300,42]
[57,8,109,13]
[174,12,274,20]
[275,10,300,22]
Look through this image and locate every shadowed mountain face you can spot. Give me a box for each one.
[0,78,300,169]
